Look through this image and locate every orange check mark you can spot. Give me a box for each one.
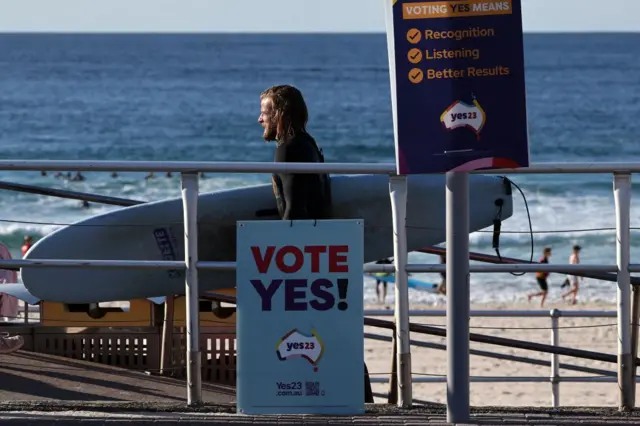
[408,68,423,84]
[408,48,422,64]
[406,29,421,44]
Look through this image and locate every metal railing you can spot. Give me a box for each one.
[0,160,635,417]
[363,308,623,408]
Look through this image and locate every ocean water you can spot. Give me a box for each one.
[0,33,639,306]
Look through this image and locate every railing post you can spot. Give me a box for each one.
[389,174,412,408]
[160,295,175,376]
[446,171,470,424]
[387,325,398,404]
[181,172,202,406]
[613,172,632,411]
[550,309,560,408]
[631,282,640,405]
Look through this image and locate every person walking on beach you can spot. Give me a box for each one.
[374,258,393,304]
[528,247,551,307]
[562,245,583,305]
[258,84,332,220]
[436,253,446,295]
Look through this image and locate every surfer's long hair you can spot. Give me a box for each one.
[260,85,309,143]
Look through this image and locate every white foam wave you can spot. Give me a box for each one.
[0,175,269,235]
[470,191,633,242]
[0,220,61,237]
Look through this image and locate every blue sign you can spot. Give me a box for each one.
[236,219,364,415]
[384,0,529,174]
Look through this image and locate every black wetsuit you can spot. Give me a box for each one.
[271,132,332,220]
[272,133,371,402]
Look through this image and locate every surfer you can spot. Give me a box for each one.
[257,85,380,397]
[374,258,393,304]
[258,84,331,220]
[528,247,551,307]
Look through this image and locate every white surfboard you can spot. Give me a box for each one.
[22,174,512,303]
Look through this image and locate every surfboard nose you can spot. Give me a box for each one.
[403,173,513,253]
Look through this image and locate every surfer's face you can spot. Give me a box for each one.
[259,97,277,142]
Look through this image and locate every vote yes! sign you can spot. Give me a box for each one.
[236,220,364,415]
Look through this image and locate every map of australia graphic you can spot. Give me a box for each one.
[440,96,486,137]
[276,328,325,371]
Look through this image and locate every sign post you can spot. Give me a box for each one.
[384,0,529,422]
[384,0,529,174]
[236,219,365,415]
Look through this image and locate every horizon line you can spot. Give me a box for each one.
[0,30,637,35]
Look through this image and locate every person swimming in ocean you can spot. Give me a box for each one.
[258,84,331,220]
[70,171,85,181]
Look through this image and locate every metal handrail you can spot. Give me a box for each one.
[2,159,640,174]
[0,160,635,411]
[365,308,621,407]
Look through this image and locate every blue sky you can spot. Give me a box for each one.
[0,0,637,33]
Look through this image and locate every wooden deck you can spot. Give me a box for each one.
[0,350,234,404]
[0,351,639,424]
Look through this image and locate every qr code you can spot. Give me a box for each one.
[305,381,320,396]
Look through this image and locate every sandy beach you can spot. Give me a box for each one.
[364,300,633,408]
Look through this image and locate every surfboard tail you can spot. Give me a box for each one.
[0,282,41,305]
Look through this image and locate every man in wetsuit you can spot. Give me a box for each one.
[257,85,373,402]
[258,85,331,220]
